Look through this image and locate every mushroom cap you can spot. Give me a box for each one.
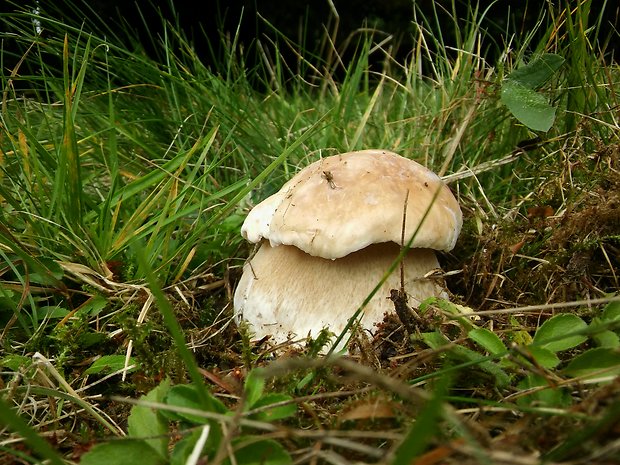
[241,149,462,259]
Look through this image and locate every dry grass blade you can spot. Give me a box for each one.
[472,295,620,317]
[31,353,125,436]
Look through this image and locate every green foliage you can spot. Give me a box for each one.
[420,329,511,388]
[81,370,295,464]
[243,369,297,421]
[500,53,565,131]
[84,355,137,375]
[589,301,620,348]
[525,346,560,369]
[415,299,620,406]
[531,313,588,352]
[467,327,505,356]
[127,378,171,458]
[80,440,167,465]
[505,54,566,89]
[391,374,450,464]
[515,374,572,408]
[0,354,31,371]
[563,348,620,379]
[221,439,291,465]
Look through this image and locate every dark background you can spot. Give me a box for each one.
[3,1,619,76]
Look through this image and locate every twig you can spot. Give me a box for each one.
[391,189,421,333]
[472,295,620,316]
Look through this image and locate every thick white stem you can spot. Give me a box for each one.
[234,241,446,343]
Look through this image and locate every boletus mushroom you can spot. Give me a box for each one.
[234,149,462,345]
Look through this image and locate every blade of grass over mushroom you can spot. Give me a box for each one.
[235,150,461,346]
[327,183,446,354]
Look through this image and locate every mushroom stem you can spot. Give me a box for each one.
[234,241,446,343]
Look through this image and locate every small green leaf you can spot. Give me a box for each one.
[295,371,315,392]
[419,330,450,350]
[501,80,557,132]
[532,314,588,352]
[420,331,510,387]
[1,355,32,371]
[563,347,620,379]
[249,393,297,422]
[80,439,166,465]
[427,299,479,330]
[223,438,292,465]
[527,346,561,369]
[507,53,565,89]
[516,374,571,408]
[244,369,266,409]
[128,378,171,458]
[468,328,507,356]
[77,294,108,317]
[29,258,64,285]
[593,330,619,349]
[164,384,228,424]
[84,355,137,375]
[602,301,620,322]
[418,297,438,314]
[512,330,534,346]
[586,309,620,346]
[38,306,70,319]
[0,286,15,299]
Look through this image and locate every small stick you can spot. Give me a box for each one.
[391,190,421,334]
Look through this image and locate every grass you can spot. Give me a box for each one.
[0,0,619,464]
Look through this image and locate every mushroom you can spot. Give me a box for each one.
[234,149,462,345]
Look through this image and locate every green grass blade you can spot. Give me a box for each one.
[132,240,223,446]
[59,34,86,227]
[391,374,451,463]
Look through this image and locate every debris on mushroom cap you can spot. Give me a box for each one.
[241,149,462,259]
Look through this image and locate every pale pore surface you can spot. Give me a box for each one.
[233,241,445,343]
[241,149,462,259]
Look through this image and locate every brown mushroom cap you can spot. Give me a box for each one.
[242,149,462,259]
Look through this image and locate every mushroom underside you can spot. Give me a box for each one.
[233,241,447,343]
